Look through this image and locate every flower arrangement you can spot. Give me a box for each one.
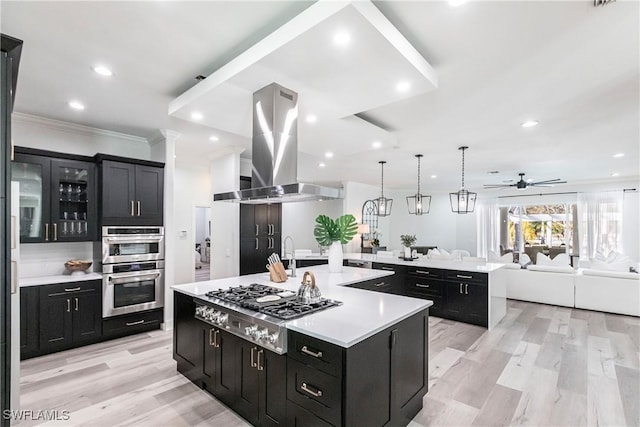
[400,234,417,248]
[370,229,381,247]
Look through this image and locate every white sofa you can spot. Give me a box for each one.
[506,268,576,308]
[575,269,640,316]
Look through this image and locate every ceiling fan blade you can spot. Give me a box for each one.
[483,184,513,188]
[531,178,566,185]
[528,183,555,187]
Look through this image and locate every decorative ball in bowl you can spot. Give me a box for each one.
[65,260,92,275]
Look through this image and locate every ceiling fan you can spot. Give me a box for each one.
[484,173,567,190]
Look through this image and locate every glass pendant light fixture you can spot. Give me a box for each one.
[406,154,431,215]
[449,146,477,214]
[375,161,393,216]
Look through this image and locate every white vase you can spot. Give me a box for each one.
[328,241,343,273]
[404,246,412,259]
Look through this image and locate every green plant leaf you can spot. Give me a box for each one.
[314,214,337,246]
[335,214,357,244]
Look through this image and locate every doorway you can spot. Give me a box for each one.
[194,206,211,282]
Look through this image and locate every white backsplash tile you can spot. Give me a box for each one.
[19,242,97,278]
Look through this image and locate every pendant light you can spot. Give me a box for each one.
[406,154,431,215]
[449,146,477,214]
[375,161,393,216]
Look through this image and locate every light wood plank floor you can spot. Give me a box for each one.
[195,262,210,282]
[19,300,640,426]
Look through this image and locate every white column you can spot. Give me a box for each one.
[148,129,179,330]
[210,148,244,279]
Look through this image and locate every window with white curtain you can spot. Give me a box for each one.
[577,190,623,258]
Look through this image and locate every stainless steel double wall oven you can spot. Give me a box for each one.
[101,226,164,317]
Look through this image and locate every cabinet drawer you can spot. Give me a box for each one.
[286,400,335,427]
[40,280,100,298]
[103,308,163,337]
[287,358,342,427]
[406,267,443,278]
[288,331,343,378]
[406,278,444,296]
[445,271,487,285]
[372,263,406,274]
[347,278,394,294]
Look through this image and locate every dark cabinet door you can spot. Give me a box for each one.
[39,296,72,350]
[266,204,281,236]
[71,291,102,343]
[235,341,260,426]
[254,205,268,237]
[50,159,97,242]
[240,237,264,275]
[465,283,488,327]
[20,287,39,358]
[260,348,286,427]
[445,281,466,316]
[173,292,204,384]
[101,160,136,221]
[11,154,51,243]
[240,205,256,238]
[134,165,163,225]
[202,326,238,408]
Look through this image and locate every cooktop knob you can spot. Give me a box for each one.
[244,325,258,337]
[217,313,229,325]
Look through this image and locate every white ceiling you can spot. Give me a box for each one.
[2,0,638,193]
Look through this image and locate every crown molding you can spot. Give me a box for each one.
[12,112,149,145]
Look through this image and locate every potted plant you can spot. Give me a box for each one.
[314,214,357,273]
[400,234,417,259]
[370,230,381,254]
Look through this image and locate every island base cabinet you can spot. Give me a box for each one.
[286,308,429,427]
[173,292,286,427]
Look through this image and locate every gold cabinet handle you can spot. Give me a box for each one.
[255,238,259,250]
[459,283,463,294]
[415,270,430,275]
[137,201,141,216]
[125,320,145,326]
[415,283,430,288]
[209,328,215,346]
[53,223,58,241]
[374,282,386,287]
[11,261,18,295]
[74,297,79,311]
[257,349,264,371]
[457,274,473,279]
[66,299,71,313]
[45,223,49,241]
[250,346,257,368]
[130,200,135,216]
[64,287,81,292]
[465,284,469,295]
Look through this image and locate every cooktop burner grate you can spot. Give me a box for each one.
[204,283,341,320]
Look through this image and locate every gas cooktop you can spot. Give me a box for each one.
[205,283,341,320]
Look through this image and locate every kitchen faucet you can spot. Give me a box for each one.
[283,235,296,277]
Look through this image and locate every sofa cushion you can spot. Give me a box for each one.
[426,248,440,258]
[537,252,570,266]
[581,269,640,280]
[527,265,575,274]
[518,253,532,268]
[501,262,522,270]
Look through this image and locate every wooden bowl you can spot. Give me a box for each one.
[65,260,92,272]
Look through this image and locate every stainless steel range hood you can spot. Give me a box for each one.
[214,83,343,203]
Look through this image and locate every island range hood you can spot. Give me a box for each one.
[213,83,343,204]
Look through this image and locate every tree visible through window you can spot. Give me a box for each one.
[504,204,576,253]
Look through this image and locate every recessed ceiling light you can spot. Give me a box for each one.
[325,152,334,159]
[209,135,219,142]
[306,114,317,123]
[333,31,351,46]
[318,162,326,168]
[92,65,113,77]
[449,0,469,6]
[396,81,411,92]
[521,120,539,128]
[611,172,620,177]
[191,112,203,121]
[431,175,437,179]
[372,141,382,149]
[613,153,625,158]
[68,100,85,111]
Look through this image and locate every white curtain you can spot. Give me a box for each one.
[577,190,623,259]
[476,198,500,258]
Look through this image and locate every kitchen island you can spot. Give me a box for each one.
[172,265,432,427]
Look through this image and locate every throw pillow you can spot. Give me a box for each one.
[536,253,553,266]
[519,253,532,268]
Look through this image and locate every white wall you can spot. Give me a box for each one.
[622,190,639,262]
[19,242,95,277]
[173,164,212,285]
[281,199,343,251]
[210,152,242,279]
[13,113,150,160]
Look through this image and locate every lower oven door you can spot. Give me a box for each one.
[103,269,164,317]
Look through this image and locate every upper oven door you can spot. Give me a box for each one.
[102,234,165,264]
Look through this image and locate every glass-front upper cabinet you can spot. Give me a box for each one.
[11,152,97,243]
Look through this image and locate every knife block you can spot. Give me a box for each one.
[268,262,288,283]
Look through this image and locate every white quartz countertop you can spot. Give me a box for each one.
[20,272,103,287]
[344,253,506,273]
[172,265,432,348]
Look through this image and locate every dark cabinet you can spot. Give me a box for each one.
[405,267,446,317]
[102,308,163,338]
[443,271,488,327]
[173,292,286,427]
[286,308,428,426]
[20,287,39,358]
[38,280,101,353]
[99,159,164,226]
[372,263,406,294]
[240,203,281,275]
[12,151,97,243]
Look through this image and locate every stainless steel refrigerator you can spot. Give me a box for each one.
[1,34,23,427]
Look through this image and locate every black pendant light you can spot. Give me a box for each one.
[375,161,393,216]
[406,154,431,215]
[449,146,477,214]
